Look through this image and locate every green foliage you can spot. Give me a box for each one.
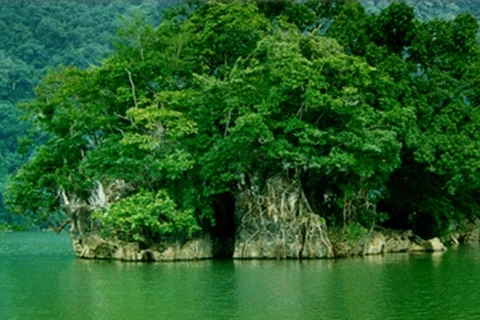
[340,1,480,236]
[0,0,174,102]
[362,0,480,22]
[6,0,480,242]
[0,102,28,189]
[0,102,30,224]
[0,222,26,232]
[0,0,179,224]
[328,222,369,245]
[343,222,369,242]
[94,190,200,245]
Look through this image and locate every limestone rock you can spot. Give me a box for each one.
[73,234,213,262]
[363,232,385,255]
[384,230,411,252]
[445,234,459,246]
[461,230,480,243]
[170,237,213,261]
[408,242,425,252]
[332,241,363,257]
[332,241,351,258]
[456,220,480,243]
[234,240,263,259]
[233,176,333,259]
[408,235,427,252]
[423,237,447,252]
[329,229,448,257]
[301,215,335,258]
[73,234,115,259]
[113,242,140,261]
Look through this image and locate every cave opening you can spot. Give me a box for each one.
[210,192,236,258]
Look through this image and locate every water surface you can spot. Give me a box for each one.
[1,232,479,319]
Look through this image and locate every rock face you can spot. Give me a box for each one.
[364,232,386,255]
[332,240,364,258]
[440,220,480,245]
[423,237,447,252]
[384,230,412,252]
[233,176,334,259]
[455,220,480,243]
[72,228,448,261]
[64,180,215,262]
[330,229,447,258]
[66,179,451,262]
[72,234,213,261]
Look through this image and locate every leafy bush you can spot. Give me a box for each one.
[94,190,200,246]
[0,222,25,232]
[329,222,369,244]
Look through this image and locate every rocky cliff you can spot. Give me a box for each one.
[70,177,462,262]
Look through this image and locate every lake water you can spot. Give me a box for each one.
[1,232,480,319]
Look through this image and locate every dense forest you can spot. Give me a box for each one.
[0,0,176,226]
[2,0,480,245]
[363,0,480,20]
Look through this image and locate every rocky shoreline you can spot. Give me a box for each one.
[331,230,446,258]
[72,234,214,262]
[70,179,480,262]
[72,223,480,262]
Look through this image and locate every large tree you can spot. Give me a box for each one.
[7,0,480,242]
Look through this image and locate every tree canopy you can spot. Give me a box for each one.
[0,0,178,224]
[5,0,480,241]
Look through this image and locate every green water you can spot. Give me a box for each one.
[1,232,479,320]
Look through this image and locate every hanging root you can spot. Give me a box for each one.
[234,175,333,259]
[58,179,133,235]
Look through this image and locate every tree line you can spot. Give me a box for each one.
[3,0,480,241]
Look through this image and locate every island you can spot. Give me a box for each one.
[4,0,480,261]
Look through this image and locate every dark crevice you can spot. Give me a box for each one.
[210,192,236,258]
[143,250,155,262]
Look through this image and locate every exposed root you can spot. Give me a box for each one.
[234,175,333,259]
[58,179,133,235]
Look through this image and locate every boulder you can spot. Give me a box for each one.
[384,230,411,252]
[448,235,459,246]
[408,242,425,252]
[330,232,385,257]
[423,237,447,252]
[408,235,427,252]
[363,232,385,255]
[329,229,448,257]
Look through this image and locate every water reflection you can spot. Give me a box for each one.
[1,233,480,320]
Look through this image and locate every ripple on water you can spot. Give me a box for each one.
[1,233,480,320]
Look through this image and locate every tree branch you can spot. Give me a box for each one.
[125,68,138,107]
[51,217,72,234]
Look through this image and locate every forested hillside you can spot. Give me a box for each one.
[0,0,176,225]
[363,0,480,21]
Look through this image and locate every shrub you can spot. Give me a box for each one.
[94,189,200,246]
